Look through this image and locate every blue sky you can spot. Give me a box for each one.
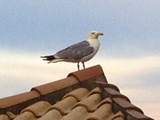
[0,1,160,119]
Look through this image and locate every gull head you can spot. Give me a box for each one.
[87,31,103,39]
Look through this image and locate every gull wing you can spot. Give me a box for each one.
[55,41,94,60]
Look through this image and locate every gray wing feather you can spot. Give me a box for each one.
[55,41,94,59]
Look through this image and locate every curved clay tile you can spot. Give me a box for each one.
[72,93,101,112]
[0,114,10,120]
[20,101,51,117]
[14,111,36,120]
[48,96,77,115]
[63,87,89,101]
[37,109,62,120]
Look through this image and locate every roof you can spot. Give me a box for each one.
[0,65,154,120]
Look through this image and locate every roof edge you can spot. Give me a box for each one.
[31,76,79,95]
[68,65,107,82]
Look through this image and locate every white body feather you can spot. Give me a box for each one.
[80,38,100,62]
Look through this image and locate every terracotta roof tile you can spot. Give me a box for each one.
[49,96,77,115]
[113,97,143,114]
[111,111,124,120]
[21,101,51,117]
[104,87,130,102]
[73,88,101,112]
[5,111,16,119]
[0,114,10,120]
[14,111,36,120]
[68,65,106,82]
[0,65,154,120]
[63,88,89,101]
[84,97,113,120]
[0,90,40,109]
[125,109,152,120]
[37,109,62,120]
[31,76,79,95]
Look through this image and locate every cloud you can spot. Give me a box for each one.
[98,56,160,80]
[1,50,160,93]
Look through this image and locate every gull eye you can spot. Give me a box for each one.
[91,32,95,34]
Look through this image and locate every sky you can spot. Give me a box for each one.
[0,0,160,119]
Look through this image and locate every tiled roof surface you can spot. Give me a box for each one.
[0,65,154,120]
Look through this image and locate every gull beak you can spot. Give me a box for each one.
[98,32,104,36]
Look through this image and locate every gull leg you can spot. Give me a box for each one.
[77,62,80,71]
[82,62,85,69]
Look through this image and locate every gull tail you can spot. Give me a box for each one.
[41,55,63,63]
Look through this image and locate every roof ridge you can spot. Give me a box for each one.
[67,65,106,82]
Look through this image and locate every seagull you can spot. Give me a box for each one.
[41,31,103,70]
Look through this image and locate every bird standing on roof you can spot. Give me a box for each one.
[41,31,103,70]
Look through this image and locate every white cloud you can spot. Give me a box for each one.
[96,56,160,81]
[1,50,160,91]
